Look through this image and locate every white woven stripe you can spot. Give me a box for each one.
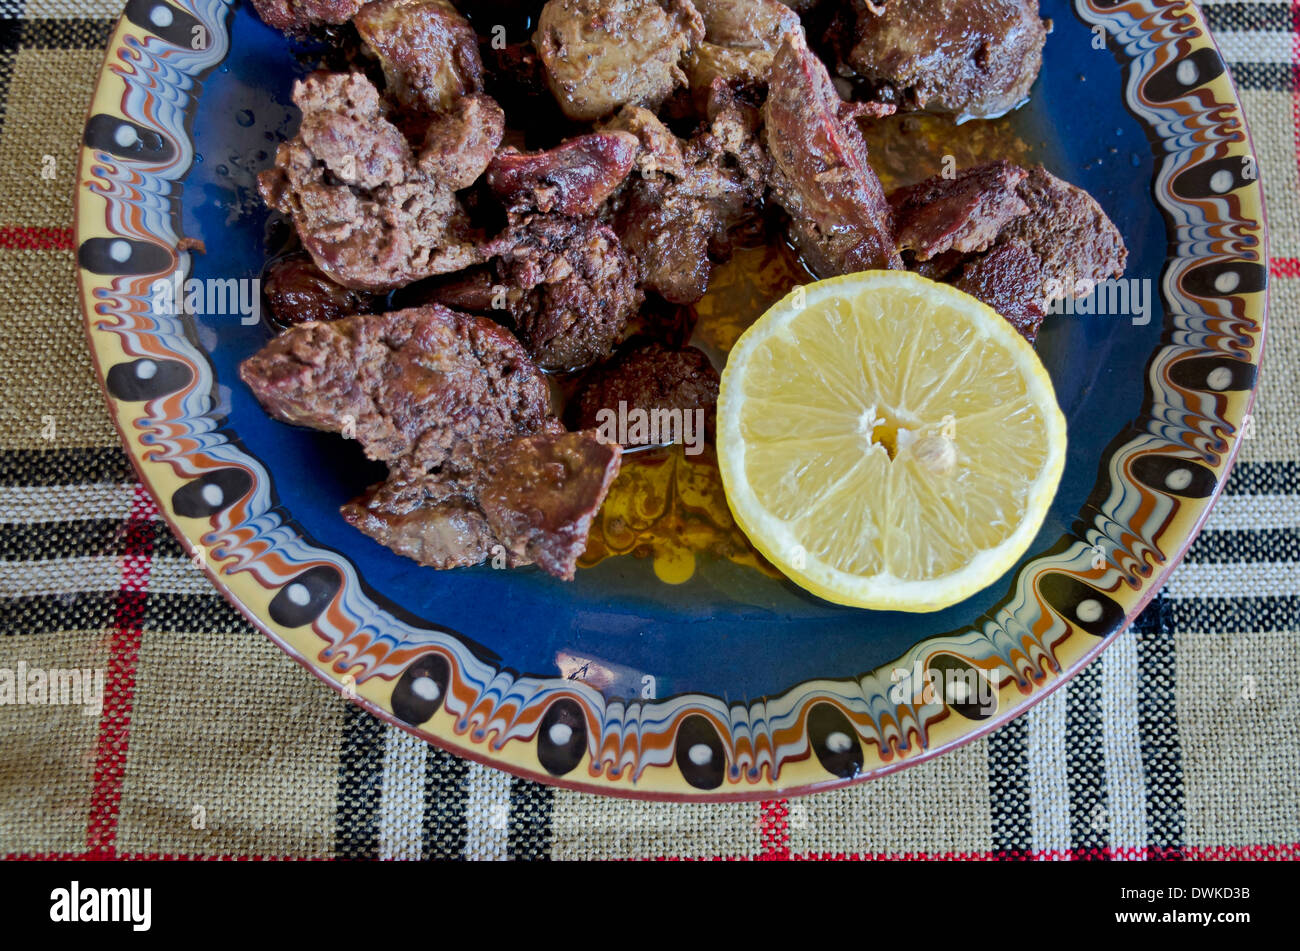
[1207,30,1293,65]
[1205,493,1300,530]
[1161,560,1299,599]
[0,555,234,596]
[1027,687,1071,857]
[1101,632,1149,859]
[146,557,229,594]
[0,554,121,596]
[463,762,511,860]
[378,728,427,861]
[0,484,138,524]
[23,0,125,15]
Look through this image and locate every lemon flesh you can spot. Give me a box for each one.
[716,270,1066,613]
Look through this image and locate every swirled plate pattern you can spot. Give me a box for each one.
[77,0,1267,798]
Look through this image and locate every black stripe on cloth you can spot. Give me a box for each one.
[1131,594,1187,858]
[1224,62,1296,91]
[1164,595,1300,633]
[0,447,135,487]
[423,747,470,860]
[0,518,173,561]
[1066,663,1109,855]
[0,592,117,636]
[0,18,115,51]
[0,18,19,52]
[507,777,553,860]
[986,714,1032,858]
[142,592,250,635]
[0,48,12,154]
[152,529,187,559]
[1223,461,1300,496]
[1202,1,1293,32]
[336,702,385,859]
[1185,527,1300,564]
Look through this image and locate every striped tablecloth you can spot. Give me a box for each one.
[0,0,1295,861]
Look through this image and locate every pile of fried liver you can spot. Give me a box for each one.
[243,0,1125,579]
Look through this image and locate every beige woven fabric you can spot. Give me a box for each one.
[0,1,1295,860]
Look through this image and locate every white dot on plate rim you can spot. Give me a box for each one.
[1176,60,1198,85]
[285,582,310,606]
[108,240,131,262]
[1214,271,1240,294]
[1165,468,1194,491]
[113,124,138,148]
[136,359,157,379]
[547,723,573,746]
[150,6,174,28]
[687,743,713,766]
[200,483,223,507]
[1209,169,1234,194]
[825,731,853,754]
[1207,366,1233,391]
[411,676,440,702]
[1076,598,1104,624]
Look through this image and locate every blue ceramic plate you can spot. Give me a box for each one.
[78,0,1267,797]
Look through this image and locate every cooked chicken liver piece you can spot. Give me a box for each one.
[605,102,766,303]
[478,429,623,580]
[411,266,501,314]
[573,343,720,440]
[489,214,643,372]
[965,165,1127,342]
[238,304,552,478]
[534,0,705,121]
[685,0,803,100]
[1001,165,1128,295]
[889,162,1128,343]
[249,0,364,34]
[702,82,771,189]
[952,239,1048,341]
[614,171,750,303]
[354,0,484,114]
[342,475,497,570]
[890,160,1029,261]
[603,106,690,178]
[763,32,902,276]
[258,72,483,292]
[417,93,506,190]
[694,0,801,48]
[263,253,376,326]
[486,132,640,217]
[838,0,1047,120]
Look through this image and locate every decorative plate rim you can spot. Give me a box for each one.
[75,0,1269,800]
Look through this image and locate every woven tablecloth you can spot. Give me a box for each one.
[0,0,1295,861]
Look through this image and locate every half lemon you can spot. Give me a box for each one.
[716,270,1066,612]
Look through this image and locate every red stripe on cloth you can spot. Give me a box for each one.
[757,799,790,861]
[0,226,75,250]
[1270,257,1300,278]
[85,484,158,860]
